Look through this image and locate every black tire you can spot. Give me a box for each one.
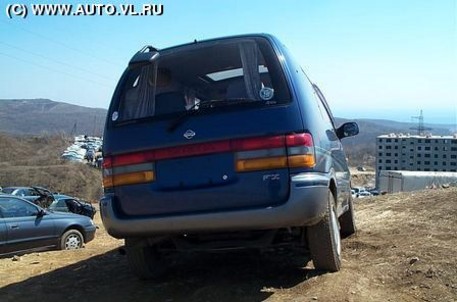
[339,196,356,238]
[307,189,341,272]
[125,238,167,280]
[60,229,84,250]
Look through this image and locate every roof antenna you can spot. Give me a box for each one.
[194,39,198,43]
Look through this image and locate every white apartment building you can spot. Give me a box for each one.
[376,133,457,174]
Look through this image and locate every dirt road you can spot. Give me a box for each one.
[1,188,456,302]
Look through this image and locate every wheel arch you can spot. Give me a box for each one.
[328,178,337,204]
[62,224,86,242]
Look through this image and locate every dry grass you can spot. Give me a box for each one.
[0,132,102,201]
[0,189,456,302]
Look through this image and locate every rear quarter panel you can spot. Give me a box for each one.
[279,44,351,207]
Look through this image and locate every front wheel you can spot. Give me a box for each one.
[60,229,84,250]
[307,189,341,272]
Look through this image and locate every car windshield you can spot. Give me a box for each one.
[112,37,291,122]
[2,188,15,194]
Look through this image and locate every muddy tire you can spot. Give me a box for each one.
[307,189,341,272]
[125,238,167,280]
[60,229,84,250]
[339,196,356,238]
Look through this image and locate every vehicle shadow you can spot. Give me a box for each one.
[0,248,325,302]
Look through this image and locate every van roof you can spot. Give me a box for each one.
[147,33,276,53]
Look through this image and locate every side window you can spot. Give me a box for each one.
[313,84,336,129]
[0,198,39,218]
[57,200,67,207]
[28,189,40,196]
[316,97,334,129]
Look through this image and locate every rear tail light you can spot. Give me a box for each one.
[235,133,315,172]
[103,160,155,189]
[102,132,316,188]
[286,133,316,168]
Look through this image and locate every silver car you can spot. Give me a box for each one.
[0,195,96,256]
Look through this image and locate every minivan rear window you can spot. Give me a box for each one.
[112,37,291,122]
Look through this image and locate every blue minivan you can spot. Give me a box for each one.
[100,34,359,279]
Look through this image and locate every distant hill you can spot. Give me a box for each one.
[0,99,107,136]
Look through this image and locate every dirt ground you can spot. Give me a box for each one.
[1,188,456,302]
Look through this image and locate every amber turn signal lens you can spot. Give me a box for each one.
[236,156,288,172]
[103,171,154,188]
[287,154,315,168]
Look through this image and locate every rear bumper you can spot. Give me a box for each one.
[100,173,330,239]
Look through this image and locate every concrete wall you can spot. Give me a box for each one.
[378,170,457,193]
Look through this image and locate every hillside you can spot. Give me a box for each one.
[0,132,102,201]
[0,99,106,136]
[1,188,455,302]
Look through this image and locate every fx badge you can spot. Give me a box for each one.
[183,129,196,140]
[263,174,280,181]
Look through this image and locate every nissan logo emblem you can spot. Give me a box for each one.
[183,129,196,139]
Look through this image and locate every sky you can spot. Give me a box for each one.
[0,0,456,125]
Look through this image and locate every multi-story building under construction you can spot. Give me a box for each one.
[376,133,457,174]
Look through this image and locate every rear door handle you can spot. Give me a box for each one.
[10,225,19,229]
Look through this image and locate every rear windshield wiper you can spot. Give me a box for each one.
[167,98,259,132]
[167,100,210,132]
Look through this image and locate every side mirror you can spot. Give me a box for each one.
[37,209,46,217]
[337,122,359,139]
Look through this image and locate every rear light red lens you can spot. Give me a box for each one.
[112,151,154,167]
[232,135,285,151]
[102,157,112,169]
[154,141,231,160]
[286,133,313,147]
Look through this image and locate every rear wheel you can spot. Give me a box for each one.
[307,189,341,272]
[125,238,167,280]
[339,196,356,238]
